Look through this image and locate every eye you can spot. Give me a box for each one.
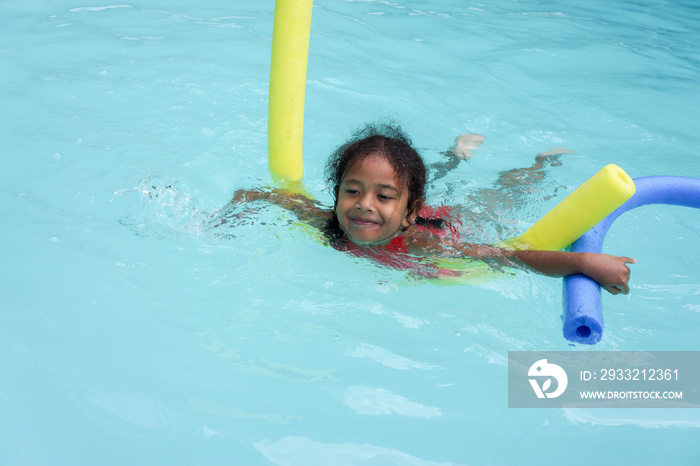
[378,194,394,201]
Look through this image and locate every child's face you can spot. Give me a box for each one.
[336,152,414,245]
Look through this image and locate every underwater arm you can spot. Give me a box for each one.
[229,188,332,228]
[454,244,636,295]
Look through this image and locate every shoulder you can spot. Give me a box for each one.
[402,224,452,256]
[403,205,462,256]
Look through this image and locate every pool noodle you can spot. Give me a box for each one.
[564,176,700,345]
[515,164,636,251]
[268,0,313,182]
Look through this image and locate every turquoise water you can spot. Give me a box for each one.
[2,0,700,464]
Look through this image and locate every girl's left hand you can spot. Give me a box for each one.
[581,253,637,295]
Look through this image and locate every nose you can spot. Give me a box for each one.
[356,193,374,212]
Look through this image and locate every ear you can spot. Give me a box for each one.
[402,198,423,227]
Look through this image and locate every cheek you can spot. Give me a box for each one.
[335,197,348,212]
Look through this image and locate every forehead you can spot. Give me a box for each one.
[343,152,403,186]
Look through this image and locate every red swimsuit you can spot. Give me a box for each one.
[335,206,462,279]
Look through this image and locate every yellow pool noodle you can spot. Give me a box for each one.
[514,164,636,251]
[268,0,313,182]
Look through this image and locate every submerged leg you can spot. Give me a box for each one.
[451,146,574,242]
[493,147,574,189]
[430,133,484,182]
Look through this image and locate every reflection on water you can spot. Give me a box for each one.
[254,436,466,466]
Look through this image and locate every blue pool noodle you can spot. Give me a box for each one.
[563,176,700,344]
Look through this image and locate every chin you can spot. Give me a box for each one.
[340,222,392,246]
[347,233,392,246]
[351,238,379,246]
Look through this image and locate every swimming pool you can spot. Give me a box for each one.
[2,0,700,464]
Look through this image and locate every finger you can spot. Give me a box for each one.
[604,286,621,295]
[618,281,630,295]
[622,257,637,264]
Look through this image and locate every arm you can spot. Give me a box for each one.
[228,188,332,228]
[453,243,636,295]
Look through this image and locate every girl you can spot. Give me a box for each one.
[225,124,635,295]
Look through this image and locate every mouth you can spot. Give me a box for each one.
[349,217,380,227]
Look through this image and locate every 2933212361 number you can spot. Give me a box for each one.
[600,368,678,381]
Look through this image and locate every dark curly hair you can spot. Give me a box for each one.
[322,124,428,246]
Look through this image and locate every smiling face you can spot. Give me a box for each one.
[335,152,416,245]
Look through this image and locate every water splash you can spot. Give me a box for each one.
[113,176,210,239]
